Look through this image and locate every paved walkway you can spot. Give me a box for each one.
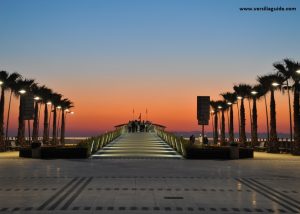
[1,145,300,213]
[0,155,300,213]
[92,132,182,159]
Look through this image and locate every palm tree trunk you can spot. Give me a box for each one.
[248,99,253,147]
[221,110,225,145]
[240,99,246,145]
[0,88,5,150]
[269,89,278,153]
[236,101,241,142]
[211,112,214,142]
[43,104,49,144]
[286,81,293,147]
[264,95,270,143]
[5,91,13,150]
[17,96,25,146]
[226,110,230,141]
[293,83,300,155]
[252,97,258,147]
[52,108,57,145]
[48,105,52,141]
[61,110,65,145]
[57,110,61,144]
[32,102,39,142]
[229,105,234,143]
[213,113,218,144]
[37,103,42,140]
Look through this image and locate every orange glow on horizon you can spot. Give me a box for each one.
[4,73,291,137]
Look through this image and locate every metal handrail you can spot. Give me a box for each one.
[77,125,127,156]
[154,126,190,158]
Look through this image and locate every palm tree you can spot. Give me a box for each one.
[39,87,53,144]
[5,72,22,149]
[221,92,237,143]
[250,84,267,147]
[244,89,253,146]
[233,84,252,146]
[51,93,62,145]
[14,78,35,146]
[0,71,9,150]
[210,101,219,144]
[60,99,73,145]
[274,60,293,147]
[216,100,228,145]
[282,59,300,154]
[257,73,284,153]
[31,84,42,142]
[31,85,51,143]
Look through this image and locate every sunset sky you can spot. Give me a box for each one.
[0,0,299,136]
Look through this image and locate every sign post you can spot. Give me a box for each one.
[197,96,210,142]
[21,94,34,143]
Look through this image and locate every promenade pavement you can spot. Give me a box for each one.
[0,140,300,213]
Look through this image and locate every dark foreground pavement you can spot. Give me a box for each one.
[0,153,299,213]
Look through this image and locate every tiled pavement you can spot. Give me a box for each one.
[0,138,300,213]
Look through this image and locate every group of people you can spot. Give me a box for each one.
[127,120,151,133]
[189,134,209,145]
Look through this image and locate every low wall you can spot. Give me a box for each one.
[19,147,89,159]
[185,146,253,159]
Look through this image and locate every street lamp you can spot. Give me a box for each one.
[66,111,74,115]
[34,96,41,101]
[57,106,62,109]
[0,81,3,85]
[272,82,280,87]
[227,102,232,105]
[47,101,52,105]
[251,90,258,95]
[237,96,243,100]
[296,69,300,74]
[19,89,26,94]
[218,106,222,109]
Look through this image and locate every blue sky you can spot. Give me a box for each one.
[1,0,299,62]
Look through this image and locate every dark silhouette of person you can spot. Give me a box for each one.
[189,135,195,145]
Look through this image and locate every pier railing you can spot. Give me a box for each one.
[154,127,190,157]
[77,126,126,156]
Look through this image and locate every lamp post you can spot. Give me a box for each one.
[280,82,293,144]
[270,81,280,149]
[226,102,232,141]
[251,90,258,147]
[46,101,52,143]
[56,106,62,144]
[211,110,215,142]
[62,110,74,144]
[18,89,28,145]
[237,96,242,142]
[32,96,41,143]
[218,106,224,145]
